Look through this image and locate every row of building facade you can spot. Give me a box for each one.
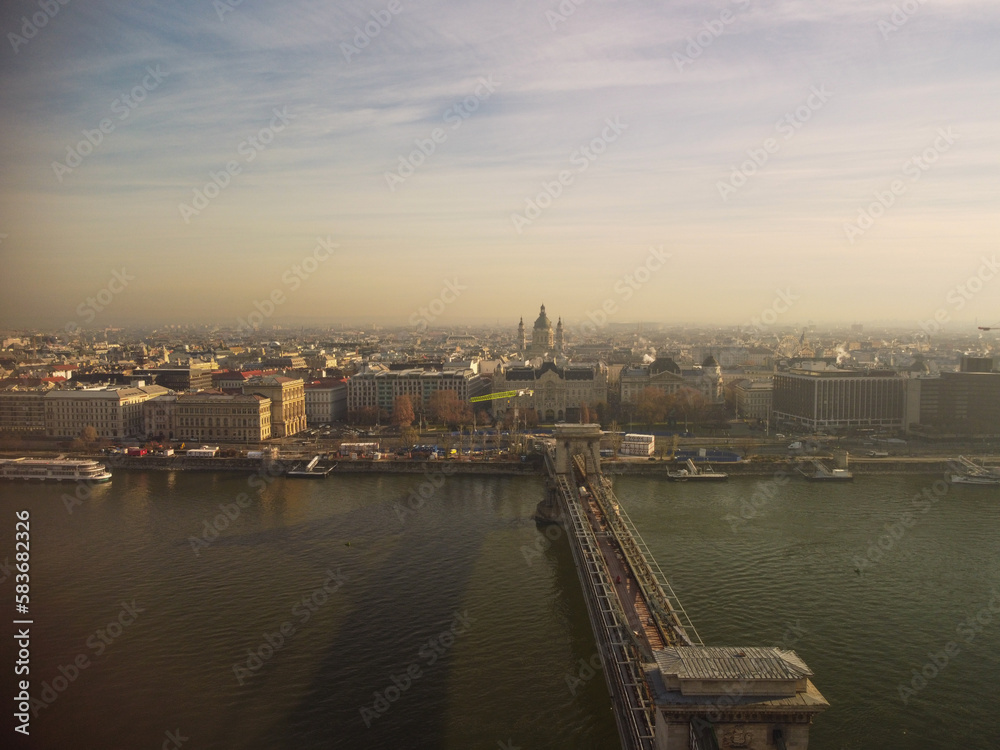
[1,372,351,441]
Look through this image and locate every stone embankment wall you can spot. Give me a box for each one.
[19,453,961,477]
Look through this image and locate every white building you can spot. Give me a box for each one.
[347,366,489,418]
[44,385,171,439]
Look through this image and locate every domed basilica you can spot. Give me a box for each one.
[518,304,564,358]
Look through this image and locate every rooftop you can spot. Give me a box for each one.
[654,647,812,683]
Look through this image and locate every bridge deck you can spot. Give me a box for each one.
[583,497,667,653]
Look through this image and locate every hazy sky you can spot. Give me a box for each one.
[1,0,998,333]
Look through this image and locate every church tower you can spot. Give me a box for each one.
[531,304,554,356]
[517,317,526,355]
[555,317,564,354]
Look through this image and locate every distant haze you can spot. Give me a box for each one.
[1,1,998,332]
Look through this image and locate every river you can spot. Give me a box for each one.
[1,469,998,749]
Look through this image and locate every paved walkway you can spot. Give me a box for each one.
[584,497,666,652]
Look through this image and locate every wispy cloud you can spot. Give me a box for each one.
[1,0,998,327]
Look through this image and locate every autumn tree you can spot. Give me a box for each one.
[80,425,98,444]
[635,388,669,426]
[392,395,415,427]
[428,390,463,426]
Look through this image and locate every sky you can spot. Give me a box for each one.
[0,0,998,334]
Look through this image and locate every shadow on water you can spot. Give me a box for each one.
[236,491,490,750]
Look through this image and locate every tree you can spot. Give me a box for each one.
[400,426,419,449]
[608,420,623,454]
[392,395,415,427]
[668,387,708,431]
[428,390,463,426]
[593,401,608,427]
[635,388,669,426]
[348,407,378,426]
[80,425,98,444]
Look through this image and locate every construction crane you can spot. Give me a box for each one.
[469,389,533,402]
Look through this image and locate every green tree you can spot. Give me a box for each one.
[400,426,419,449]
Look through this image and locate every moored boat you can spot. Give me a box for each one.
[667,459,728,481]
[0,457,112,483]
[948,472,1000,486]
[798,460,853,481]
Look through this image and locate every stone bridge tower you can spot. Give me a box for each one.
[552,423,603,476]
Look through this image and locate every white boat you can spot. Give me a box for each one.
[948,473,1000,485]
[798,461,853,481]
[0,457,112,483]
[667,459,728,481]
[948,457,1000,485]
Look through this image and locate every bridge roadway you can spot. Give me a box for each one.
[543,449,704,750]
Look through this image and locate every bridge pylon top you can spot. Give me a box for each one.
[552,423,603,475]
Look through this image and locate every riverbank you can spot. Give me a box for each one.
[7,452,966,477]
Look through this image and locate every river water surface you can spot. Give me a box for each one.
[1,469,998,749]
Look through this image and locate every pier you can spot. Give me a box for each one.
[541,424,828,750]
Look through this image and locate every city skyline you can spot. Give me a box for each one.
[2,0,999,330]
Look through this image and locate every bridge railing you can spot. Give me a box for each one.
[577,455,703,647]
[598,474,704,647]
[548,450,656,749]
